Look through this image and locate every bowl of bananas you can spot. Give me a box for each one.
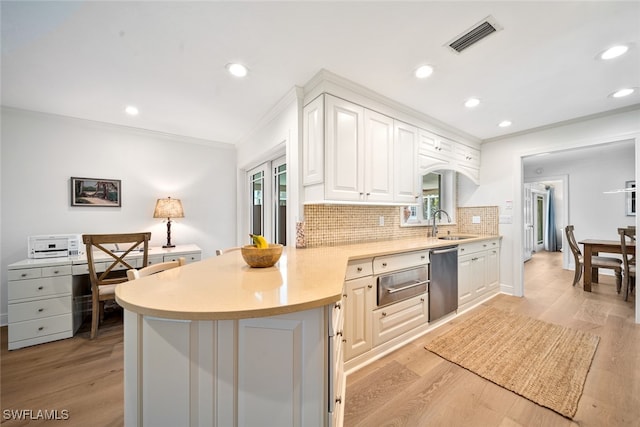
[241,235,283,268]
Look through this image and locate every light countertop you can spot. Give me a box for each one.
[115,235,499,320]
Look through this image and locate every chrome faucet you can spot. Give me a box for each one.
[432,209,451,237]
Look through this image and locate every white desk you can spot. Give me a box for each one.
[7,245,201,350]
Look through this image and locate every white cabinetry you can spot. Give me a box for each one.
[303,94,418,204]
[393,121,418,203]
[325,95,366,201]
[372,293,428,347]
[329,299,345,426]
[7,264,76,350]
[343,259,374,361]
[458,238,500,309]
[417,129,480,184]
[124,305,338,427]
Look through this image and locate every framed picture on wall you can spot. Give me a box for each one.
[625,180,635,216]
[71,177,121,207]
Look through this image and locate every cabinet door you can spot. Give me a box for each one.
[473,252,488,296]
[325,95,365,201]
[454,143,480,183]
[364,110,394,202]
[303,95,325,186]
[344,276,374,361]
[417,130,452,172]
[458,254,474,306]
[394,121,418,203]
[486,247,500,291]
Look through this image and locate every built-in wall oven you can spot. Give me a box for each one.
[377,265,428,307]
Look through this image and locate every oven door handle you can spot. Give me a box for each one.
[387,280,429,294]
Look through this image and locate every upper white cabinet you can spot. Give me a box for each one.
[302,95,325,186]
[417,129,480,184]
[325,95,366,201]
[393,121,419,204]
[304,94,419,204]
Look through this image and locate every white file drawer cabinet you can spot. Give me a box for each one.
[164,252,201,264]
[8,264,74,350]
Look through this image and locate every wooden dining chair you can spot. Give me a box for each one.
[127,257,186,281]
[83,232,151,339]
[564,225,622,289]
[618,227,636,301]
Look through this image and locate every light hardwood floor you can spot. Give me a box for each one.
[344,251,639,427]
[1,251,637,426]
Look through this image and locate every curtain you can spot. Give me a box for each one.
[546,186,559,251]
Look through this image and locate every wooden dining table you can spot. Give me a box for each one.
[578,238,635,292]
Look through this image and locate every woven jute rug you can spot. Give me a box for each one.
[425,306,599,418]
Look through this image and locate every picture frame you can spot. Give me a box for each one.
[71,177,121,207]
[625,180,635,216]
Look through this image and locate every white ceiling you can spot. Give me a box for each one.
[2,1,639,145]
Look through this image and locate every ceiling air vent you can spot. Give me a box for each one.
[446,16,502,54]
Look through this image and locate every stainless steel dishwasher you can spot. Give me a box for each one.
[429,246,458,321]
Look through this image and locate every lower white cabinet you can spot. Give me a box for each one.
[458,239,500,309]
[7,265,77,350]
[124,304,341,427]
[343,275,374,361]
[372,292,429,347]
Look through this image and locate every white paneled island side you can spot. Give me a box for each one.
[116,236,499,427]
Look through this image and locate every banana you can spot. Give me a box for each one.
[249,234,269,249]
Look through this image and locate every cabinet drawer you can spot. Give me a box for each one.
[8,268,42,281]
[345,258,372,280]
[147,255,164,266]
[41,265,72,277]
[373,250,429,274]
[372,292,428,347]
[8,313,73,343]
[164,253,201,263]
[9,297,72,322]
[8,276,72,302]
[458,239,499,256]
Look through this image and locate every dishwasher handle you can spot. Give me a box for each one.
[431,247,458,255]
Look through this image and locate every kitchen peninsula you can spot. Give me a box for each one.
[116,235,500,427]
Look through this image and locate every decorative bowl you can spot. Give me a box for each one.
[241,244,283,268]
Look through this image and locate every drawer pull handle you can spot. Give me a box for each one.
[367,284,373,289]
[382,262,387,267]
[382,312,387,317]
[335,396,342,404]
[53,270,59,274]
[38,308,44,312]
[334,302,341,310]
[37,286,44,290]
[356,267,362,272]
[38,327,44,331]
[420,298,425,302]
[21,273,27,278]
[336,330,343,337]
[342,338,347,343]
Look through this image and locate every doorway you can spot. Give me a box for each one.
[247,155,287,245]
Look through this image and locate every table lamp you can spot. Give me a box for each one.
[153,197,184,248]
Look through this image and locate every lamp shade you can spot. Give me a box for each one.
[153,197,184,219]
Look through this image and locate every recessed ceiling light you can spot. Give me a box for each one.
[498,120,512,128]
[226,63,248,77]
[611,88,635,98]
[464,97,480,108]
[415,65,434,79]
[125,105,139,116]
[600,45,629,60]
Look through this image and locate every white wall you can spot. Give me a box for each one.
[1,108,237,324]
[461,107,640,302]
[235,87,302,246]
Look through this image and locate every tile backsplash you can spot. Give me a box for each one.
[303,204,498,247]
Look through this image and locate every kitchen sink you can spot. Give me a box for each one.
[438,235,475,240]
